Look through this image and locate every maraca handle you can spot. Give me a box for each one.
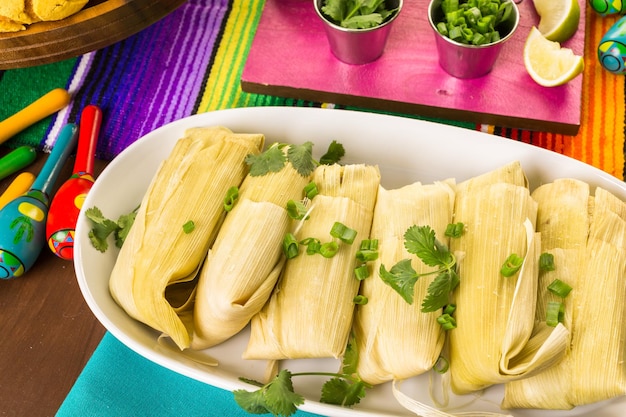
[0,89,70,145]
[31,123,78,199]
[74,105,102,175]
[590,0,626,15]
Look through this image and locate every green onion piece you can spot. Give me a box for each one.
[283,233,299,259]
[303,181,319,200]
[353,295,368,305]
[300,237,321,255]
[442,0,459,14]
[437,313,457,331]
[223,186,239,212]
[546,301,565,327]
[436,22,448,35]
[434,356,450,374]
[500,253,523,277]
[445,222,464,238]
[286,199,308,220]
[354,264,370,280]
[547,279,573,298]
[356,240,379,262]
[320,241,339,258]
[182,220,195,234]
[330,222,357,244]
[443,304,456,315]
[539,252,556,272]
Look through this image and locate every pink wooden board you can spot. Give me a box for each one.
[241,0,586,135]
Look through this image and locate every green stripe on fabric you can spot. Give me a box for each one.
[0,59,78,149]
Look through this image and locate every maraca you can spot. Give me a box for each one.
[590,0,626,16]
[598,16,626,74]
[0,124,78,279]
[46,105,102,260]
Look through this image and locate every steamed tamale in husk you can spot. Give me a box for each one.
[448,162,569,395]
[191,146,312,349]
[353,180,455,385]
[243,164,380,360]
[503,184,626,409]
[109,126,264,351]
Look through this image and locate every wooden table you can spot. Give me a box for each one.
[0,149,107,417]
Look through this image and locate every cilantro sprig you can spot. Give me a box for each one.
[245,140,345,177]
[234,337,370,416]
[321,0,399,29]
[85,206,138,252]
[379,224,460,312]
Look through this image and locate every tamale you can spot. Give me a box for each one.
[504,184,626,409]
[353,180,455,385]
[109,126,264,351]
[191,151,312,349]
[448,162,568,395]
[243,164,380,360]
[503,178,590,409]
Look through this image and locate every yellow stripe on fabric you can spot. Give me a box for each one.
[196,0,265,112]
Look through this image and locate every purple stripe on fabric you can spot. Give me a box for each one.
[62,0,231,160]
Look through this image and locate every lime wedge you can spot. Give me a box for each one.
[533,0,580,43]
[523,27,584,87]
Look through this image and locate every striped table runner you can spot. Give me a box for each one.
[0,0,624,179]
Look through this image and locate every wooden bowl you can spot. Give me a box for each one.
[0,0,186,70]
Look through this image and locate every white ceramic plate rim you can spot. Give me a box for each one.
[74,107,626,417]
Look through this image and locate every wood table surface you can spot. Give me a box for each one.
[0,148,108,417]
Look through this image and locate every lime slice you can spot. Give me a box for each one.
[523,27,584,87]
[533,0,580,42]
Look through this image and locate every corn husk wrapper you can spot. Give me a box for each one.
[503,179,590,409]
[191,158,312,349]
[353,180,455,385]
[109,126,264,351]
[504,184,626,409]
[448,162,569,395]
[244,164,380,360]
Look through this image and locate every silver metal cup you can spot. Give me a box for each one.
[428,0,519,78]
[315,0,403,65]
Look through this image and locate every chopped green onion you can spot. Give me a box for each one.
[443,304,456,315]
[300,237,321,255]
[437,313,457,330]
[547,279,572,298]
[546,301,565,327]
[445,222,464,238]
[434,356,450,374]
[286,199,309,220]
[353,295,368,305]
[182,220,195,234]
[436,0,514,46]
[283,233,299,259]
[320,241,339,258]
[223,186,239,211]
[330,222,357,244]
[354,264,370,280]
[539,252,555,272]
[303,181,319,200]
[356,239,379,262]
[500,253,523,277]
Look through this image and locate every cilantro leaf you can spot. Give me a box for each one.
[287,142,316,177]
[320,378,366,407]
[421,270,460,313]
[404,225,454,268]
[115,210,137,248]
[245,145,287,176]
[319,140,345,165]
[378,259,419,304]
[85,207,120,252]
[234,370,304,417]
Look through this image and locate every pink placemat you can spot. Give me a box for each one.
[241,0,586,135]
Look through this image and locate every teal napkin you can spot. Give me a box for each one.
[56,332,321,417]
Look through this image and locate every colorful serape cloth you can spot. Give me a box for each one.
[0,0,624,179]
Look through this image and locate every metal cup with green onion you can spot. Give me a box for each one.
[428,0,520,78]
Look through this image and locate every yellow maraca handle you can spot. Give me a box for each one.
[0,171,36,210]
[0,88,71,145]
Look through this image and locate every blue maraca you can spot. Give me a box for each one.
[0,123,78,279]
[598,16,626,74]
